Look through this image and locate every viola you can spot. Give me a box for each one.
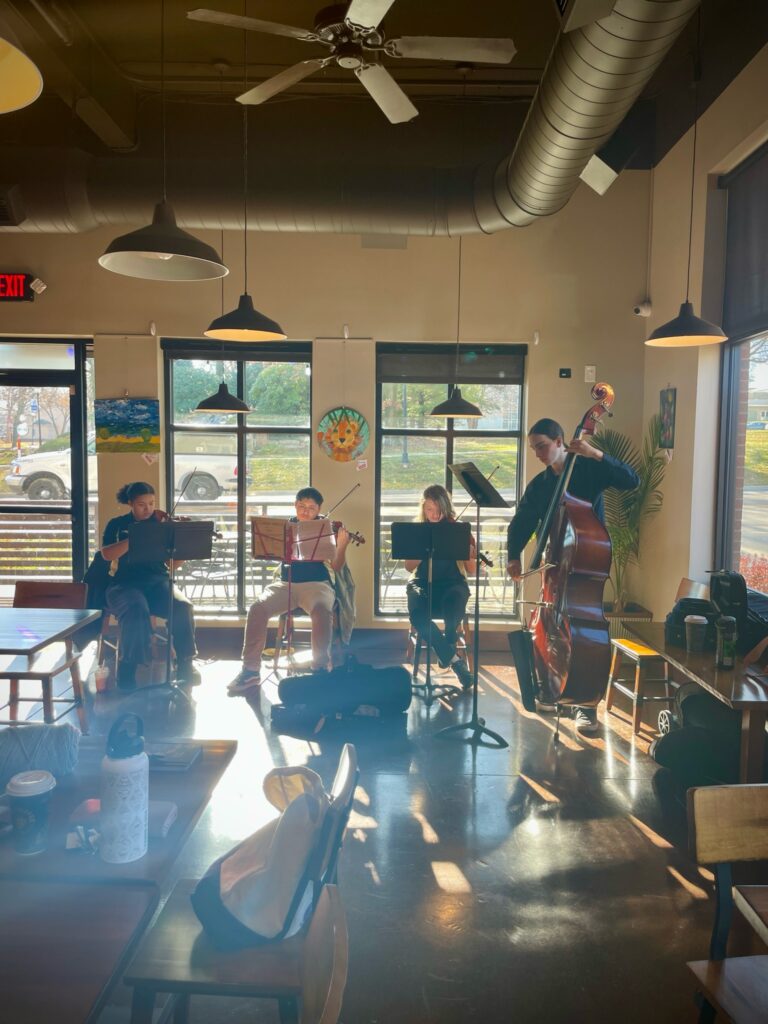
[332,520,365,546]
[150,508,223,540]
[528,382,615,706]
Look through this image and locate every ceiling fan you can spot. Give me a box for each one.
[187,1,516,124]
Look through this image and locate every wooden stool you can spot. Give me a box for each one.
[406,616,471,681]
[604,637,672,735]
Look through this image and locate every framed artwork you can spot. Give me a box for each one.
[316,406,370,462]
[659,387,676,449]
[94,398,161,452]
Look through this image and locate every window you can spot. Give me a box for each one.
[376,343,526,617]
[164,342,312,614]
[717,142,768,595]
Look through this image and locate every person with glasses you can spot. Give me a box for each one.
[228,487,351,696]
[506,418,639,732]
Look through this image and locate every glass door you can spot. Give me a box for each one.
[0,342,88,599]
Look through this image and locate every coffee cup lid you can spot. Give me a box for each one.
[6,770,56,797]
[684,615,708,624]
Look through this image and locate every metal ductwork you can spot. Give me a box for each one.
[1,0,699,235]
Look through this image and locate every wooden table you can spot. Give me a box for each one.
[0,737,237,884]
[0,607,101,730]
[626,621,768,783]
[0,879,159,1024]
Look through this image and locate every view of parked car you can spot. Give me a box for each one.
[4,435,238,501]
[746,421,767,430]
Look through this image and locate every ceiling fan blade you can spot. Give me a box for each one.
[355,64,417,124]
[187,9,318,43]
[345,0,397,31]
[236,59,325,105]
[390,36,516,64]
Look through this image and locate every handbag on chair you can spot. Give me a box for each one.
[82,552,113,610]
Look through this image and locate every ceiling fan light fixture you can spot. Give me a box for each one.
[194,381,250,413]
[204,292,286,341]
[99,202,228,281]
[430,386,483,419]
[645,301,727,347]
[0,31,43,114]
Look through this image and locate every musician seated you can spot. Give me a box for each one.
[405,485,475,690]
[506,418,639,732]
[100,481,200,690]
[228,487,351,696]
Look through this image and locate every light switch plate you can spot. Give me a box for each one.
[584,365,596,383]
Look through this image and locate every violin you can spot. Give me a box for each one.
[332,520,365,546]
[150,508,223,540]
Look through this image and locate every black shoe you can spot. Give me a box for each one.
[117,662,137,691]
[436,642,457,669]
[452,659,473,690]
[176,659,202,686]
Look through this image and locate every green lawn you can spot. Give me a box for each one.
[745,431,768,485]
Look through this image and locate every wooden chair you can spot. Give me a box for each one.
[686,784,768,1022]
[604,637,672,735]
[0,581,89,732]
[124,744,358,1024]
[407,614,472,681]
[273,605,342,673]
[97,612,171,678]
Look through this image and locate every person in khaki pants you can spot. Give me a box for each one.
[228,487,350,696]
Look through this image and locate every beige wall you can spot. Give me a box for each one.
[0,160,651,626]
[639,45,768,618]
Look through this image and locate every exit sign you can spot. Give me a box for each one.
[0,273,34,301]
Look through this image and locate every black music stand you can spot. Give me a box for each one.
[128,519,214,701]
[435,463,509,748]
[392,520,470,705]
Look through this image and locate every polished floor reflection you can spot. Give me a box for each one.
[79,640,711,1023]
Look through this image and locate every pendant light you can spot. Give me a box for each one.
[204,12,285,341]
[0,24,43,114]
[430,237,482,418]
[646,20,726,348]
[196,237,251,414]
[98,0,227,282]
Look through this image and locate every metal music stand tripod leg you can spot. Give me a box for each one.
[411,542,459,706]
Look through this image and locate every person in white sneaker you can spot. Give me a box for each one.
[404,485,476,690]
[506,418,639,730]
[228,488,350,696]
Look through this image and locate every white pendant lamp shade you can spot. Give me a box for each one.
[204,293,286,341]
[0,33,43,114]
[98,201,228,281]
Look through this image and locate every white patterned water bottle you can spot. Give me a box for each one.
[100,713,148,864]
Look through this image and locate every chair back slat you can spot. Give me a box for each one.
[300,885,349,1024]
[13,581,87,610]
[688,784,768,864]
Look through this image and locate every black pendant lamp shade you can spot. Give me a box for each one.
[195,381,250,414]
[646,301,727,347]
[99,201,228,282]
[430,385,483,419]
[204,293,286,341]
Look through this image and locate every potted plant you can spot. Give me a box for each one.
[592,414,667,631]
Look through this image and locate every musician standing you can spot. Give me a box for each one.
[506,418,639,732]
[228,487,350,695]
[101,481,199,690]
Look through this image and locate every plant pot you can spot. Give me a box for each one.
[603,602,652,641]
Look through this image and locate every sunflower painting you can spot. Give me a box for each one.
[316,406,370,462]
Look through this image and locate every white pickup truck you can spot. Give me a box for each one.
[4,437,238,501]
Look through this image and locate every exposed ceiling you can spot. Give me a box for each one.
[0,0,766,235]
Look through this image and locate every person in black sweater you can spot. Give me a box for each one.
[507,417,640,731]
[405,484,475,689]
[101,482,199,690]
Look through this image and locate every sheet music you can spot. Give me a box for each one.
[290,519,336,563]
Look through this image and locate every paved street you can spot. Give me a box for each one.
[741,486,768,556]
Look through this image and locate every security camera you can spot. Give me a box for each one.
[633,299,652,318]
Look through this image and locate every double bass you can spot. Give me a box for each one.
[525,383,616,707]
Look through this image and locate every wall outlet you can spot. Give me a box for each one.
[584,365,596,383]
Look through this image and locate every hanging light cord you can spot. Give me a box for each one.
[242,9,249,297]
[453,235,463,385]
[160,0,166,202]
[684,12,702,304]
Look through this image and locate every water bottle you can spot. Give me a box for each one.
[715,616,737,670]
[100,713,149,863]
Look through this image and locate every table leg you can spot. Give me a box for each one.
[130,986,156,1024]
[66,639,89,734]
[739,708,767,783]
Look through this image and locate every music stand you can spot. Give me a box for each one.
[435,463,509,748]
[127,518,214,701]
[250,516,336,673]
[392,520,471,705]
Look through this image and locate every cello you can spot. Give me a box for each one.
[525,383,616,708]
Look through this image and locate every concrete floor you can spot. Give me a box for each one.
[35,636,718,1022]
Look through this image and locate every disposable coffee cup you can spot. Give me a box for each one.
[684,614,708,654]
[6,770,56,855]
